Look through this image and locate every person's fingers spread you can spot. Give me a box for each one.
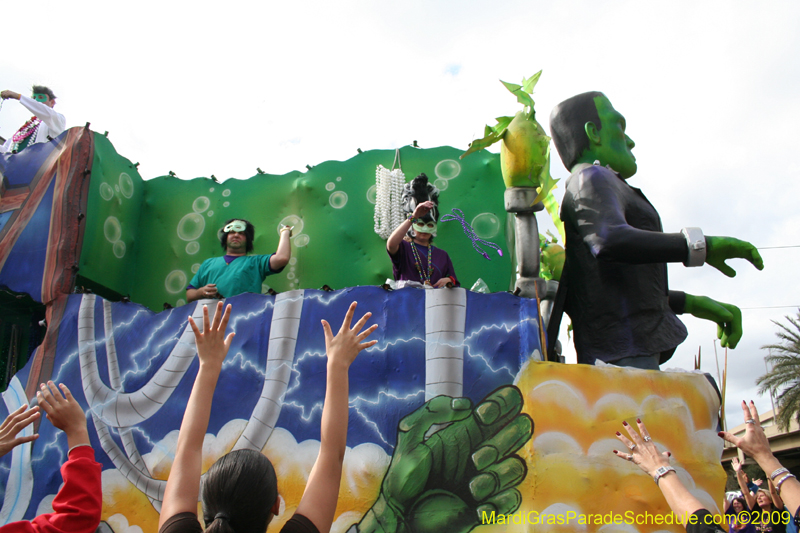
[46,382,62,402]
[615,431,636,451]
[202,304,210,333]
[321,320,333,342]
[218,304,232,333]
[341,302,357,332]
[59,383,73,401]
[357,324,379,342]
[188,316,201,337]
[351,311,372,334]
[718,430,740,446]
[748,401,760,424]
[224,332,236,347]
[623,421,645,447]
[358,339,378,351]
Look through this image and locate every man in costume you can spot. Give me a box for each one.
[550,92,763,369]
[386,173,458,288]
[0,86,66,153]
[186,218,292,302]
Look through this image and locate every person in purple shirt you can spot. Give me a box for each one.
[386,173,458,288]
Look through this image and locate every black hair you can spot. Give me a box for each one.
[549,91,605,171]
[219,218,255,253]
[401,173,440,223]
[31,86,56,101]
[202,449,278,533]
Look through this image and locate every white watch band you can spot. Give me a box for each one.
[653,466,676,484]
[681,227,706,267]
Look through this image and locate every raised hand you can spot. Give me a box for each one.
[0,405,40,457]
[613,419,671,477]
[684,294,743,348]
[358,385,533,533]
[321,301,378,370]
[706,236,764,277]
[188,302,235,371]
[412,201,435,220]
[719,401,773,464]
[37,382,89,450]
[731,456,743,472]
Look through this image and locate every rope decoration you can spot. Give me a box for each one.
[440,208,503,260]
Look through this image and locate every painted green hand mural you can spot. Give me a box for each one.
[356,385,533,533]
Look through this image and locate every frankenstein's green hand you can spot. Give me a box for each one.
[357,386,533,533]
[684,294,743,348]
[705,236,764,277]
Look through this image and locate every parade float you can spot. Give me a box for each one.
[0,76,729,533]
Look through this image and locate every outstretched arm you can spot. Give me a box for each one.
[1,91,66,136]
[269,226,293,271]
[721,402,799,518]
[295,302,378,533]
[158,303,234,529]
[732,457,756,509]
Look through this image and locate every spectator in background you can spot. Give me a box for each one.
[1,86,66,153]
[0,382,102,533]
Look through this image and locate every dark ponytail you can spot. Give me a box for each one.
[202,449,278,533]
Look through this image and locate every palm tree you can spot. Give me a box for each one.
[757,311,800,431]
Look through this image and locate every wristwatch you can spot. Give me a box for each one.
[653,466,676,485]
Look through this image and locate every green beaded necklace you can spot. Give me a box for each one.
[410,241,434,285]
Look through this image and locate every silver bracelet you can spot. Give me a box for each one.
[681,227,706,267]
[653,466,676,485]
[770,467,789,480]
[775,473,796,493]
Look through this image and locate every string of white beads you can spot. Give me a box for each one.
[374,165,406,239]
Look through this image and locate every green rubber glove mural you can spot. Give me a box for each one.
[355,385,533,533]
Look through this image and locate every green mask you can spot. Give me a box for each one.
[32,93,49,103]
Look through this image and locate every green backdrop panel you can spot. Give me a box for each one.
[80,142,511,311]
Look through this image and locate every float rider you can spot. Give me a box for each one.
[1,86,66,153]
[186,219,291,303]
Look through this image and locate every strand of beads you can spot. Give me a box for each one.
[410,242,434,284]
[374,165,406,239]
[12,117,41,143]
[440,208,503,260]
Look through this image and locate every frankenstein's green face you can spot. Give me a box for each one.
[591,96,637,179]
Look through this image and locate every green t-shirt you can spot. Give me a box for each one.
[188,254,281,298]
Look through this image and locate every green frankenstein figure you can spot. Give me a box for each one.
[550,92,763,369]
[350,385,533,533]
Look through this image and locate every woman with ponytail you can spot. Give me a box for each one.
[157,301,378,533]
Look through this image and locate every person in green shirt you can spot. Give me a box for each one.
[186,219,292,302]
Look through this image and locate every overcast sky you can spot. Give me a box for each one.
[2,0,798,430]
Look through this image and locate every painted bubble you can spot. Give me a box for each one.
[294,234,309,247]
[113,241,126,258]
[209,187,215,192]
[434,178,449,191]
[186,241,200,255]
[207,211,214,217]
[223,201,230,207]
[115,185,120,193]
[165,270,188,294]
[177,213,205,241]
[104,216,122,243]
[287,272,296,280]
[175,299,186,307]
[192,196,210,213]
[472,213,501,239]
[435,159,461,180]
[99,183,114,201]
[279,215,304,236]
[336,176,342,182]
[222,189,231,197]
[289,257,297,265]
[325,182,335,191]
[119,173,134,199]
[329,191,348,209]
[367,185,377,204]
[191,263,201,274]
